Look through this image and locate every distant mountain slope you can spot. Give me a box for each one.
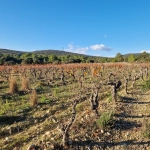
[0,48,147,58]
[33,49,88,56]
[123,53,141,57]
[0,48,150,64]
[0,49,25,55]
[0,48,88,56]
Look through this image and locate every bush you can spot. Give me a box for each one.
[76,103,84,112]
[96,111,114,129]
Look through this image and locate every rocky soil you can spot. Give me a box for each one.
[0,64,150,150]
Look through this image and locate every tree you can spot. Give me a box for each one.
[48,54,58,63]
[128,54,135,63]
[20,53,32,59]
[115,53,124,62]
[21,58,33,64]
[136,51,150,62]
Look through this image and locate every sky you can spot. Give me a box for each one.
[0,0,150,57]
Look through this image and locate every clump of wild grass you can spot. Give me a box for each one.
[9,77,18,94]
[30,89,38,106]
[142,79,150,91]
[21,77,29,91]
[143,119,150,138]
[76,103,84,112]
[96,111,114,129]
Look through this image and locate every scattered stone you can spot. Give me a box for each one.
[41,113,48,118]
[4,137,12,143]
[51,117,57,123]
[8,127,13,135]
[45,131,51,136]
[106,132,111,135]
[138,114,143,117]
[85,114,90,120]
[51,137,54,140]
[37,105,41,109]
[46,141,51,146]
[46,109,51,113]
[17,109,24,114]
[101,130,104,133]
[125,132,129,138]
[5,137,9,141]
[90,112,96,118]
[45,117,50,122]
[75,138,79,141]
[34,119,38,124]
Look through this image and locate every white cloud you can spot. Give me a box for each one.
[140,50,150,53]
[64,43,88,54]
[92,54,101,56]
[90,44,112,51]
[64,43,112,55]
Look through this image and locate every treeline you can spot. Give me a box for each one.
[0,51,150,65]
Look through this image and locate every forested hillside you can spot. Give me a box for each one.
[0,49,150,65]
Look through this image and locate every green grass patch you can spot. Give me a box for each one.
[141,79,150,91]
[143,119,150,139]
[96,111,114,129]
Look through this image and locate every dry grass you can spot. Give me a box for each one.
[9,77,18,94]
[21,77,29,91]
[0,63,150,150]
[30,89,38,106]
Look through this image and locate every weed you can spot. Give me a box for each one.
[96,111,114,129]
[39,94,47,103]
[143,119,150,138]
[0,99,11,115]
[76,103,84,112]
[52,85,60,97]
[141,79,150,91]
[108,95,112,103]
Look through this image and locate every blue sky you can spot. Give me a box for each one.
[0,0,150,57]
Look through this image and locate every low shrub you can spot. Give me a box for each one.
[142,79,150,91]
[96,111,114,129]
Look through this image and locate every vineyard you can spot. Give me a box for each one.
[0,63,150,150]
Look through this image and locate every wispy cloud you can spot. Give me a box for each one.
[64,43,112,55]
[140,50,150,53]
[90,44,112,51]
[92,54,101,56]
[64,43,88,54]
[107,55,115,58]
